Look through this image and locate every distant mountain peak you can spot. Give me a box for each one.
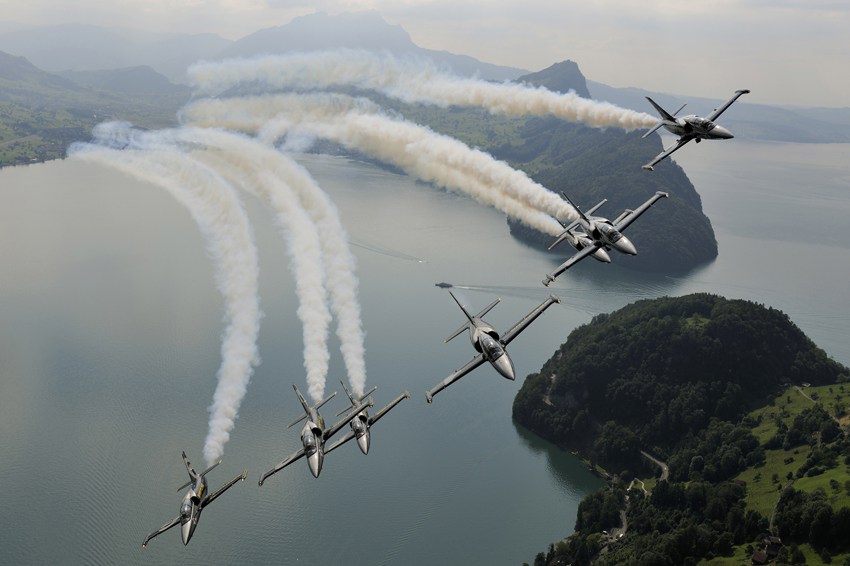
[518,60,590,98]
[0,49,79,90]
[220,10,417,59]
[217,11,525,81]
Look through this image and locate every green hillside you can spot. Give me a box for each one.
[515,294,850,565]
[0,51,186,167]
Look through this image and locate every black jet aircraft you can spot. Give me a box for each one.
[324,381,410,456]
[258,384,372,484]
[542,191,668,286]
[642,89,750,171]
[426,291,560,403]
[142,452,246,548]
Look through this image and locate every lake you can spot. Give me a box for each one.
[0,139,848,565]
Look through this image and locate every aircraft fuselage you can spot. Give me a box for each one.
[563,229,612,263]
[581,218,637,256]
[469,321,515,381]
[349,413,370,454]
[179,479,206,545]
[662,115,734,141]
[300,421,324,478]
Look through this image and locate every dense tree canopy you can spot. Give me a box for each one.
[514,294,848,465]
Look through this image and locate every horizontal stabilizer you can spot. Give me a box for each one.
[474,297,501,320]
[315,391,337,411]
[287,413,307,429]
[642,122,663,139]
[547,229,573,251]
[444,321,471,343]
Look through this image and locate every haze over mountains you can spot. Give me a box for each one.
[1,10,847,142]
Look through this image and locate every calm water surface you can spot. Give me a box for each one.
[0,140,847,564]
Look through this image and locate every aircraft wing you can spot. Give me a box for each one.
[614,191,669,233]
[426,354,486,403]
[542,245,599,286]
[324,398,373,441]
[203,469,246,508]
[368,391,410,426]
[500,294,561,346]
[258,448,305,486]
[642,137,691,171]
[142,516,181,548]
[707,89,750,122]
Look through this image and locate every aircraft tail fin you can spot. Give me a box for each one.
[645,97,677,122]
[176,452,220,491]
[335,382,377,415]
[560,192,589,224]
[643,98,687,138]
[444,291,474,342]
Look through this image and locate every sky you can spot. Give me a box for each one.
[1,0,849,107]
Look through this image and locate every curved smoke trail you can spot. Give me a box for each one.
[188,49,658,130]
[69,126,261,466]
[173,127,367,399]
[182,94,572,235]
[174,128,333,402]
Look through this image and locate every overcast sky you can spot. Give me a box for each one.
[1,0,848,107]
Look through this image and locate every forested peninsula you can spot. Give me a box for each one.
[514,294,850,565]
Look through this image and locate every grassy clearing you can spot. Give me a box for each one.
[736,448,805,518]
[793,464,850,509]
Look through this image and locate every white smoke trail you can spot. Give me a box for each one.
[182,94,572,235]
[69,128,261,466]
[188,50,658,130]
[174,129,333,403]
[172,127,367,399]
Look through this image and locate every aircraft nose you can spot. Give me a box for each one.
[593,248,612,263]
[181,520,193,546]
[713,125,734,139]
[616,236,637,256]
[357,432,370,455]
[308,452,322,478]
[493,353,516,381]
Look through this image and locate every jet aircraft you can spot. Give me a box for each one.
[542,191,668,286]
[426,291,560,403]
[258,384,372,484]
[642,89,750,171]
[142,452,246,548]
[324,381,410,456]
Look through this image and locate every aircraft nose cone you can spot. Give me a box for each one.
[594,248,612,263]
[357,432,370,455]
[493,353,516,381]
[181,520,193,546]
[714,126,734,139]
[616,236,637,256]
[308,452,322,478]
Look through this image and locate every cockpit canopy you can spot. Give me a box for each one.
[302,430,319,457]
[180,501,193,517]
[689,116,716,131]
[596,223,622,243]
[481,334,503,358]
